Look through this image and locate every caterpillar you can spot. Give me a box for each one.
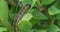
[13,4,31,32]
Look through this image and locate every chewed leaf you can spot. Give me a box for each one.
[48,6,60,15]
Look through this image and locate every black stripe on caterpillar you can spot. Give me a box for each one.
[13,4,31,32]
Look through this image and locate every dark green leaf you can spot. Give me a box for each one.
[28,9,48,19]
[18,20,32,32]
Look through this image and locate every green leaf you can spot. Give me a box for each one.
[0,0,8,21]
[48,6,60,15]
[21,13,33,21]
[31,29,47,32]
[0,27,7,32]
[18,21,32,32]
[9,7,17,21]
[37,30,46,32]
[48,25,59,32]
[31,0,37,7]
[56,20,60,27]
[29,0,37,10]
[41,0,55,5]
[31,29,37,32]
[27,9,48,25]
[55,13,60,20]
[28,9,48,19]
[55,0,60,10]
[19,0,24,2]
[0,0,13,32]
[0,18,13,32]
[20,0,31,5]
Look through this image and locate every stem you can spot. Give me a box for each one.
[36,0,46,11]
[37,0,42,7]
[48,15,55,25]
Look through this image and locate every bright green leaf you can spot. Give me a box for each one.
[0,27,7,32]
[0,0,8,21]
[21,13,33,21]
[29,0,37,10]
[48,6,60,15]
[37,30,46,32]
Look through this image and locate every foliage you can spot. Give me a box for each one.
[0,0,60,32]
